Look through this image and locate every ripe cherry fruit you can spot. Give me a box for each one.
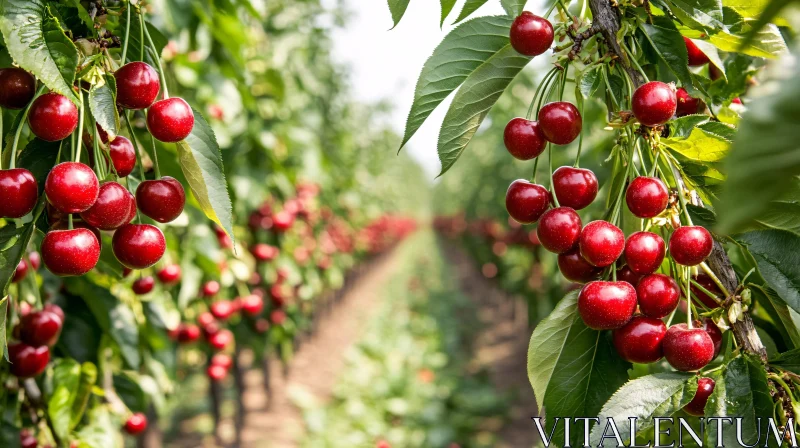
[612,315,666,363]
[505,180,551,224]
[662,323,715,371]
[626,176,669,218]
[617,266,643,287]
[552,166,597,210]
[157,264,182,284]
[509,12,554,57]
[114,62,160,110]
[8,342,49,378]
[210,300,237,321]
[177,323,201,343]
[45,162,100,214]
[624,231,665,275]
[112,224,166,269]
[537,207,581,254]
[578,281,637,330]
[699,318,723,357]
[132,276,155,295]
[676,88,702,117]
[12,259,28,283]
[579,220,625,268]
[632,81,677,127]
[557,247,602,283]
[136,176,186,223]
[0,168,38,218]
[208,328,233,350]
[272,210,294,232]
[124,413,148,435]
[147,97,194,142]
[202,280,221,297]
[211,353,233,370]
[538,102,582,145]
[252,243,279,262]
[637,274,681,318]
[41,228,101,276]
[684,377,715,416]
[28,92,79,142]
[669,226,713,266]
[503,118,546,160]
[207,364,228,382]
[240,294,264,316]
[108,136,137,178]
[20,428,37,448]
[80,182,135,230]
[0,68,36,109]
[20,308,63,347]
[684,37,710,66]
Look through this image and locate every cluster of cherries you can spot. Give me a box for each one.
[7,303,63,379]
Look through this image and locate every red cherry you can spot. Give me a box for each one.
[41,228,100,276]
[505,180,551,224]
[632,82,677,127]
[579,220,624,268]
[202,281,221,297]
[509,12,554,56]
[552,166,597,210]
[197,312,215,328]
[211,353,233,370]
[207,364,228,382]
[684,37,710,66]
[147,97,194,142]
[612,315,666,363]
[43,303,64,322]
[126,196,138,224]
[557,247,602,283]
[132,276,155,295]
[135,176,185,223]
[637,274,680,318]
[663,323,715,371]
[28,93,78,142]
[114,62,160,110]
[578,281,637,330]
[0,169,38,218]
[616,265,643,287]
[108,136,137,178]
[45,162,100,213]
[273,211,294,232]
[0,68,36,109]
[240,294,264,316]
[624,231,665,275]
[732,97,742,105]
[8,342,49,378]
[20,428,38,448]
[12,259,28,283]
[177,323,201,343]
[270,309,287,325]
[688,274,722,309]
[669,226,713,266]
[20,309,63,347]
[124,412,148,435]
[625,176,669,219]
[538,102,582,145]
[536,207,581,254]
[255,318,270,333]
[208,328,233,350]
[503,118,546,160]
[676,88,702,117]
[699,318,723,357]
[112,224,166,269]
[157,264,181,284]
[28,252,41,271]
[252,243,279,262]
[210,300,237,321]
[684,377,715,416]
[80,182,135,230]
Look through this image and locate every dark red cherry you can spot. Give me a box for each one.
[557,247,602,283]
[20,428,37,448]
[537,207,581,254]
[684,377,715,416]
[538,102,582,145]
[637,274,680,318]
[177,323,201,343]
[210,300,236,321]
[202,281,221,297]
[503,118,546,160]
[663,323,715,371]
[108,136,137,178]
[625,176,669,218]
[207,364,228,382]
[676,88,702,117]
[211,353,233,370]
[578,280,637,330]
[157,264,181,284]
[579,220,624,268]
[136,176,185,223]
[240,294,264,316]
[28,93,79,142]
[270,309,287,325]
[20,309,63,347]
[208,328,233,350]
[8,342,49,378]
[509,12,554,56]
[112,224,166,269]
[132,276,155,295]
[612,315,666,363]
[273,210,294,232]
[43,303,64,323]
[552,166,597,210]
[0,68,35,109]
[45,162,100,213]
[616,265,643,287]
[12,259,28,283]
[114,62,160,110]
[688,274,722,309]
[669,226,713,266]
[699,318,723,357]
[124,412,148,435]
[684,37,710,66]
[252,243,279,262]
[41,228,101,276]
[80,182,135,230]
[505,180,551,224]
[0,169,38,218]
[147,97,194,142]
[624,231,666,275]
[632,82,677,127]
[28,252,41,271]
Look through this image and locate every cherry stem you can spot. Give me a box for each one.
[685,266,693,328]
[68,214,73,231]
[660,148,694,226]
[531,156,540,183]
[620,39,649,83]
[121,0,132,63]
[0,106,4,170]
[235,282,250,298]
[74,91,85,163]
[700,262,732,297]
[544,0,559,19]
[149,131,161,179]
[601,66,619,110]
[527,68,559,120]
[610,131,635,225]
[548,143,559,207]
[559,63,569,100]
[9,86,45,170]
[689,278,723,306]
[574,100,584,168]
[557,0,575,21]
[92,122,106,179]
[665,305,678,326]
[123,112,148,186]
[141,14,169,99]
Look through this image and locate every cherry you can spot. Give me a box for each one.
[637,274,680,318]
[270,309,287,325]
[197,312,215,328]
[632,81,677,127]
[112,224,166,269]
[684,37,710,66]
[538,102,582,145]
[688,274,722,309]
[45,162,100,214]
[625,176,669,218]
[157,264,181,284]
[114,62,160,110]
[683,377,715,416]
[43,303,64,322]
[79,182,135,230]
[136,176,185,223]
[551,166,597,210]
[612,316,666,363]
[207,364,228,382]
[210,300,237,321]
[20,428,38,448]
[669,226,713,266]
[699,318,723,357]
[8,342,49,378]
[579,220,624,268]
[208,328,233,350]
[505,180,551,224]
[503,118,546,160]
[255,318,270,333]
[202,281,221,297]
[557,247,602,283]
[20,309,63,347]
[12,259,28,283]
[676,88,702,117]
[578,281,637,330]
[132,276,155,295]
[0,68,35,109]
[624,231,665,275]
[252,243,279,262]
[28,93,79,142]
[41,228,100,276]
[732,97,742,105]
[240,294,264,316]
[509,12,554,56]
[124,413,148,435]
[211,353,233,370]
[108,136,137,178]
[272,210,294,232]
[147,97,194,142]
[0,168,38,218]
[126,196,138,224]
[536,207,581,254]
[663,323,715,371]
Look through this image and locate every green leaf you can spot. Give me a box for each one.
[641,17,694,91]
[528,292,631,446]
[0,421,20,448]
[698,121,736,141]
[589,373,695,445]
[707,26,787,59]
[666,0,724,31]
[440,0,456,26]
[387,0,411,28]
[48,359,81,441]
[76,407,121,448]
[454,0,490,23]
[753,286,800,351]
[17,138,61,196]
[501,0,526,16]
[771,347,800,373]
[176,110,234,239]
[0,1,79,103]
[578,67,602,99]
[687,203,717,228]
[669,114,710,139]
[70,362,97,430]
[113,371,147,413]
[122,16,168,66]
[736,230,800,316]
[88,77,119,142]
[0,221,37,296]
[0,297,8,362]
[739,0,792,49]
[723,0,773,19]
[399,15,514,152]
[663,127,730,162]
[437,45,530,175]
